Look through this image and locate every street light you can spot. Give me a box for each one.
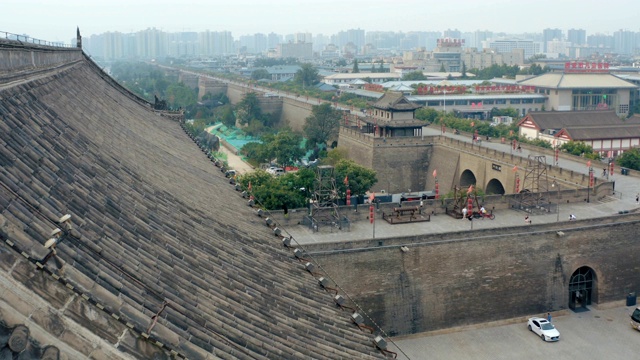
[443,90,448,113]
[552,180,560,222]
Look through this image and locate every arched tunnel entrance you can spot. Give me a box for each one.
[460,170,476,188]
[485,179,506,195]
[569,266,597,311]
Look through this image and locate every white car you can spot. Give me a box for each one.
[527,317,560,342]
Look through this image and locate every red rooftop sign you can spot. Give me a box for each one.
[564,62,609,73]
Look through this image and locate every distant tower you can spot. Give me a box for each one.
[76,27,82,48]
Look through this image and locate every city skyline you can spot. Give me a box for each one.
[2,0,640,44]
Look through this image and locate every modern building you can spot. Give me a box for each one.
[277,41,312,59]
[567,29,586,46]
[518,61,638,116]
[542,28,563,52]
[488,39,542,59]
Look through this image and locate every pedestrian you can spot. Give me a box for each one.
[517,144,522,152]
[569,214,576,221]
[636,193,639,205]
[461,207,468,220]
[547,312,552,322]
[524,215,531,224]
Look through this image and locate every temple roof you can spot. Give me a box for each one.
[371,92,421,111]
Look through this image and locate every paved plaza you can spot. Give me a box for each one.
[388,304,640,360]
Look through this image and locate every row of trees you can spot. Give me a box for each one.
[236,151,377,210]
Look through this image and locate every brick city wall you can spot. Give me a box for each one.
[281,97,315,132]
[305,213,640,336]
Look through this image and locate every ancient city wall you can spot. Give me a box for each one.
[306,214,640,336]
[281,97,315,132]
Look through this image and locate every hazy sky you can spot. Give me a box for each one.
[2,0,639,43]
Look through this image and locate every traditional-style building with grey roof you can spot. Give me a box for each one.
[518,111,640,157]
[367,92,423,137]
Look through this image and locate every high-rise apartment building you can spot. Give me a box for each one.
[542,28,563,52]
[613,29,637,54]
[473,30,493,50]
[443,29,461,39]
[567,29,586,46]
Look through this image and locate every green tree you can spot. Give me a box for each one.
[560,141,601,160]
[461,62,467,78]
[304,103,341,150]
[402,71,427,81]
[378,60,384,73]
[165,82,197,109]
[251,69,271,80]
[241,141,271,165]
[324,148,349,166]
[269,130,305,167]
[294,63,319,88]
[352,59,360,73]
[617,148,640,170]
[334,159,377,196]
[415,107,440,123]
[439,63,446,72]
[236,92,263,126]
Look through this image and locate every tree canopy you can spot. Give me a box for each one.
[560,141,601,160]
[402,71,427,81]
[617,148,640,171]
[352,59,360,73]
[334,159,378,196]
[304,103,341,150]
[241,129,305,167]
[251,69,270,80]
[294,63,319,88]
[236,92,263,125]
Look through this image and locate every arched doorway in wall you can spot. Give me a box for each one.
[460,170,476,188]
[485,179,505,195]
[569,266,597,311]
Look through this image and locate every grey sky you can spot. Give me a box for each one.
[2,0,639,44]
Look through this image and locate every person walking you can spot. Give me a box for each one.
[461,207,468,220]
[636,193,639,205]
[547,312,552,322]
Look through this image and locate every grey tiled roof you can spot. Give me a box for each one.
[0,55,386,359]
[371,92,421,111]
[524,111,640,141]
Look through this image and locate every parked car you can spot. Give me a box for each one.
[266,167,285,176]
[527,317,560,342]
[224,169,236,178]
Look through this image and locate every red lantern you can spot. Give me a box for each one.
[435,181,439,200]
[369,205,374,224]
[467,197,473,214]
[589,169,594,187]
[555,147,559,164]
[346,189,351,206]
[515,174,520,193]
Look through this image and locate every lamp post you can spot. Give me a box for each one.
[552,180,560,222]
[443,90,448,113]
